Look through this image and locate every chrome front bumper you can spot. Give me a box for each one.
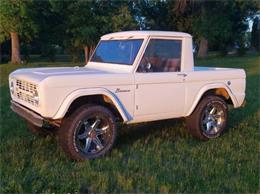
[10,100,43,127]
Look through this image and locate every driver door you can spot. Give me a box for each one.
[134,38,186,121]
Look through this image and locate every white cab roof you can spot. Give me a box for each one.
[101,31,192,39]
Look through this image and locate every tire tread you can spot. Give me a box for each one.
[186,95,228,140]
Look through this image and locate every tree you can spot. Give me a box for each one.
[0,26,9,64]
[251,17,260,52]
[134,0,172,30]
[61,1,98,63]
[62,0,138,63]
[111,6,138,32]
[30,0,67,61]
[172,0,258,58]
[0,0,37,64]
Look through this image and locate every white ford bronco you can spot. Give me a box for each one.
[9,31,246,160]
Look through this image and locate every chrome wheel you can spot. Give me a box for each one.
[201,103,225,137]
[75,116,111,155]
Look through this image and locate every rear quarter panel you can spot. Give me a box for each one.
[184,68,246,116]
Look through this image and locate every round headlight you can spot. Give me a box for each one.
[10,80,14,94]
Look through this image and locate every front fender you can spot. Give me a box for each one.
[52,88,130,122]
[185,83,238,116]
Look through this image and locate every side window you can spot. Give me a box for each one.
[137,39,182,73]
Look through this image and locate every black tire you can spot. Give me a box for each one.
[27,122,57,137]
[186,95,228,140]
[58,104,117,160]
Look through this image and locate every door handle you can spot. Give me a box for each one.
[177,73,187,77]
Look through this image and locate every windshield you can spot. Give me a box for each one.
[91,39,143,65]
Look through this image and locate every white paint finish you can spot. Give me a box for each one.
[32,67,100,75]
[127,112,183,124]
[10,68,135,119]
[183,68,246,115]
[41,72,134,118]
[224,78,246,107]
[182,36,194,72]
[184,82,238,116]
[106,85,135,120]
[101,31,192,39]
[52,87,133,121]
[8,31,246,124]
[134,72,185,117]
[86,62,134,73]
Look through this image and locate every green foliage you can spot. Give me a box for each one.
[29,1,68,59]
[41,45,57,62]
[0,54,259,193]
[236,35,248,56]
[177,0,257,54]
[251,17,260,52]
[20,43,30,63]
[49,1,139,59]
[112,6,138,32]
[135,0,258,54]
[0,0,258,61]
[134,0,172,30]
[64,1,97,49]
[0,0,37,43]
[63,1,137,49]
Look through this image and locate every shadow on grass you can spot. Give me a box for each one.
[116,117,190,149]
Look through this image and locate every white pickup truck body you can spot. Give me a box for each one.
[9,31,245,124]
[9,31,246,160]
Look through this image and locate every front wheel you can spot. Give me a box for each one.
[186,95,228,140]
[58,105,117,160]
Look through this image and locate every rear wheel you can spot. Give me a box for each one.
[58,105,117,160]
[186,95,228,140]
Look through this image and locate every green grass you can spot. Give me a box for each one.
[0,54,259,193]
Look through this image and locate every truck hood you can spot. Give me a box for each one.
[10,67,106,83]
[9,66,132,87]
[32,67,101,76]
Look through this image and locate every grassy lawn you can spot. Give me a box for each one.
[0,54,259,193]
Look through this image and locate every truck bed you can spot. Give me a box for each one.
[194,66,234,71]
[188,66,245,81]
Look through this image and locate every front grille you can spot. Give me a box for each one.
[15,80,39,106]
[16,91,38,106]
[16,80,37,94]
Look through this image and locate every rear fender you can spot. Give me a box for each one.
[185,83,238,116]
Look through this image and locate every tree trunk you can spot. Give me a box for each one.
[90,45,95,58]
[197,37,208,58]
[84,46,89,64]
[11,32,21,64]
